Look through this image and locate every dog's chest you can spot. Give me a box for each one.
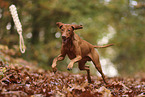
[64,45,76,59]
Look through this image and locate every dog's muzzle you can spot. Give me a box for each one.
[62,36,69,43]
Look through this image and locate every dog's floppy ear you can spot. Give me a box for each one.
[56,22,64,29]
[71,24,83,30]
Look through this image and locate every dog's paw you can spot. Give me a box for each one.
[67,68,72,71]
[67,64,73,71]
[52,67,57,73]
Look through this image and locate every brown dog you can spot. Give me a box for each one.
[52,22,113,83]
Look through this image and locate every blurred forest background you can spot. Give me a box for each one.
[0,0,145,77]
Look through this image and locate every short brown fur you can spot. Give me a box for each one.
[52,22,113,83]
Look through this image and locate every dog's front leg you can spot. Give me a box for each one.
[67,55,82,70]
[52,54,65,72]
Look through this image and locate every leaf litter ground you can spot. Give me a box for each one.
[0,45,145,97]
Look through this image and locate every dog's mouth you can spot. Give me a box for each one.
[62,37,69,43]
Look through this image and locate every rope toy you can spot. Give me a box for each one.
[9,4,25,53]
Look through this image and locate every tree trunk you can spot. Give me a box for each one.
[31,9,40,44]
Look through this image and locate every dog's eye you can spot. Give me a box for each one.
[68,30,70,31]
[61,29,64,31]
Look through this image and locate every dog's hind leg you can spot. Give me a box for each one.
[89,49,107,84]
[78,61,91,83]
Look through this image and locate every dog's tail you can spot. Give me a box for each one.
[94,43,114,48]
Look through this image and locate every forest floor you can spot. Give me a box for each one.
[0,45,145,97]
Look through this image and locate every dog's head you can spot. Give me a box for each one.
[56,22,83,44]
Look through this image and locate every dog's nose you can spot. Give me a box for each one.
[62,36,66,39]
